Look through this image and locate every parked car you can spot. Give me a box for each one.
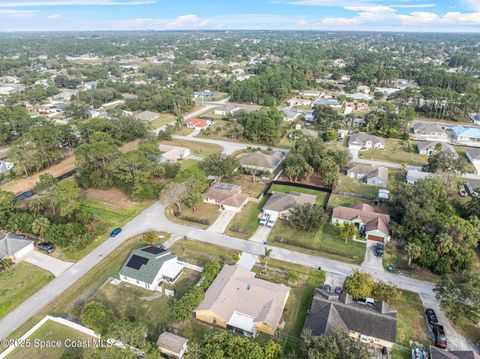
[375,243,384,257]
[425,308,439,326]
[110,227,122,237]
[37,242,55,254]
[322,284,332,292]
[411,347,428,359]
[334,286,342,295]
[432,324,447,349]
[259,214,270,226]
[266,214,278,228]
[356,297,375,306]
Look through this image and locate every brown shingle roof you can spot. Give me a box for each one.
[240,151,284,170]
[263,191,317,213]
[156,332,188,354]
[332,204,390,236]
[203,183,248,208]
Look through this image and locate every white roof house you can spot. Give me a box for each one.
[406,170,433,185]
[0,160,15,174]
[0,233,34,261]
[159,145,191,162]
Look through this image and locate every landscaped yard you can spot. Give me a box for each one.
[165,202,220,229]
[227,175,267,198]
[269,184,330,206]
[169,239,240,266]
[335,175,380,197]
[159,139,222,158]
[0,263,54,319]
[269,220,366,264]
[225,197,268,239]
[359,139,428,166]
[8,320,97,359]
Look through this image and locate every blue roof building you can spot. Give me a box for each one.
[451,126,480,142]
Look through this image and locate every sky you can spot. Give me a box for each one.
[0,0,479,32]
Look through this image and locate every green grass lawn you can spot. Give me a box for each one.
[0,263,54,319]
[269,220,366,264]
[7,320,97,359]
[327,194,372,209]
[179,158,200,170]
[165,203,220,229]
[359,139,428,166]
[225,197,268,239]
[451,316,480,344]
[269,184,329,206]
[169,239,240,266]
[336,175,380,197]
[227,175,267,198]
[159,139,222,158]
[149,112,176,129]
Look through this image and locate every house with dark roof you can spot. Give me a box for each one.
[0,233,34,261]
[239,151,285,174]
[203,182,249,212]
[119,246,184,292]
[263,191,317,220]
[411,123,447,140]
[331,204,390,242]
[347,165,389,187]
[156,331,188,359]
[466,148,480,174]
[417,141,457,157]
[134,111,160,122]
[304,289,398,349]
[430,346,480,359]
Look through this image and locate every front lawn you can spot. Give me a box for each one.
[359,139,428,166]
[0,263,54,318]
[269,220,366,264]
[336,175,380,197]
[169,239,240,266]
[165,203,220,229]
[225,197,268,239]
[159,139,222,158]
[269,184,330,206]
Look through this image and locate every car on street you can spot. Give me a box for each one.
[432,324,447,349]
[110,227,122,237]
[425,308,439,326]
[37,242,55,254]
[375,243,384,256]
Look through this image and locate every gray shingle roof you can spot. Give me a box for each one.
[0,233,34,258]
[263,191,317,213]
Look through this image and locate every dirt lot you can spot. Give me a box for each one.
[1,140,140,195]
[83,187,139,211]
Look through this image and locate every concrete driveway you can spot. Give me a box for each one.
[23,250,73,277]
[207,209,237,234]
[361,240,385,271]
[324,272,346,289]
[249,225,271,244]
[237,252,258,270]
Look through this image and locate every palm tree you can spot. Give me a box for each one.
[405,243,421,266]
[436,233,453,256]
[261,247,272,274]
[31,217,50,242]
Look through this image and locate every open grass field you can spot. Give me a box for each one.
[269,184,330,206]
[7,320,97,359]
[165,203,220,229]
[0,263,54,319]
[269,220,366,264]
[359,139,428,166]
[179,158,200,170]
[169,238,240,266]
[149,112,176,129]
[336,175,380,197]
[159,139,222,158]
[225,197,268,239]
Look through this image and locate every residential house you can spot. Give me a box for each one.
[466,148,480,173]
[303,289,397,349]
[281,108,300,122]
[313,99,342,109]
[263,191,317,220]
[194,91,214,99]
[331,203,390,242]
[99,99,124,111]
[304,112,315,122]
[348,133,385,150]
[349,93,373,101]
[239,151,285,174]
[287,97,312,107]
[417,141,457,157]
[451,126,480,143]
[214,104,240,116]
[156,332,188,359]
[135,111,160,122]
[411,123,447,140]
[0,233,34,261]
[300,90,320,98]
[119,246,184,292]
[430,346,480,359]
[357,85,371,94]
[159,145,191,162]
[374,87,399,96]
[344,102,369,112]
[54,90,77,101]
[194,264,290,337]
[406,170,433,185]
[0,160,14,174]
[203,183,248,212]
[347,165,389,187]
[466,179,480,197]
[185,118,212,130]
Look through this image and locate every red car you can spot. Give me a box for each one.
[433,324,447,349]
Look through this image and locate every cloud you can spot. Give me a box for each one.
[47,14,62,19]
[0,0,155,7]
[464,0,480,11]
[0,9,37,18]
[167,14,209,28]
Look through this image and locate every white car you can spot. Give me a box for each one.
[259,214,270,226]
[356,297,375,306]
[266,214,278,228]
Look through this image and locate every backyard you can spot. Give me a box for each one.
[335,175,380,197]
[327,194,373,209]
[227,175,267,198]
[359,139,428,166]
[225,197,268,239]
[269,219,366,264]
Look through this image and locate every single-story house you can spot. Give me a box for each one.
[313,99,342,108]
[331,203,390,242]
[214,104,240,116]
[300,90,320,98]
[135,111,159,122]
[0,233,34,261]
[194,91,214,99]
[344,102,369,112]
[0,160,15,174]
[417,141,457,157]
[451,126,480,143]
[281,108,300,122]
[466,148,480,173]
[303,289,397,349]
[466,179,480,197]
[156,332,188,359]
[194,264,290,337]
[185,118,212,130]
[263,191,317,220]
[287,97,311,107]
[119,246,184,292]
[348,133,385,150]
[304,112,315,122]
[159,145,191,162]
[406,169,433,185]
[411,123,447,139]
[347,165,389,187]
[239,151,285,174]
[203,182,248,212]
[430,347,480,359]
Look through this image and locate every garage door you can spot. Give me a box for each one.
[367,234,384,242]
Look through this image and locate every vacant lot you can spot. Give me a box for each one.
[336,175,380,197]
[8,320,97,359]
[269,220,366,264]
[165,203,220,229]
[149,112,176,129]
[269,184,330,206]
[169,238,240,266]
[225,197,268,239]
[0,263,54,319]
[159,139,222,158]
[359,139,428,166]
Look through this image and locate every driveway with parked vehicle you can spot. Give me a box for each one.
[361,240,384,271]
